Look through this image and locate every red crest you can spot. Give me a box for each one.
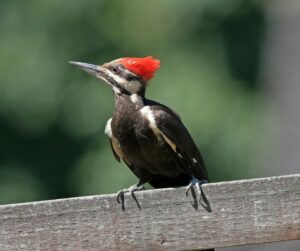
[119,56,160,81]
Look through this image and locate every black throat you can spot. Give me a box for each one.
[114,92,145,112]
[112,93,145,132]
[111,93,146,147]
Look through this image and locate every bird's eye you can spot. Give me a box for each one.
[112,66,121,75]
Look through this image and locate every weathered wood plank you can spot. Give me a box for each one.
[0,174,299,251]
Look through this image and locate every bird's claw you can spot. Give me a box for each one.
[185,177,208,197]
[116,184,145,204]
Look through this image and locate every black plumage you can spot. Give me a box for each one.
[109,95,208,189]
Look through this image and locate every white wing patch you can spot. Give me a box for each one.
[101,68,140,95]
[105,118,113,138]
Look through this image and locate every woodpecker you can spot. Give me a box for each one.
[69,57,209,201]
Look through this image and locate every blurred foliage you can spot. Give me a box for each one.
[0,0,270,204]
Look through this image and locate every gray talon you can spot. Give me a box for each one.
[116,184,144,204]
[186,177,208,197]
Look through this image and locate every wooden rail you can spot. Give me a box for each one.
[0,174,299,250]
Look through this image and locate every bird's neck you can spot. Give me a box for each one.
[112,93,146,132]
[114,93,145,113]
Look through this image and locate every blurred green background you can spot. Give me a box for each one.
[0,0,270,204]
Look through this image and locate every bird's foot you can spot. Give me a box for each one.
[185,177,208,197]
[186,177,211,212]
[116,184,145,202]
[116,183,145,210]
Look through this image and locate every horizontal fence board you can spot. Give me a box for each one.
[0,174,299,250]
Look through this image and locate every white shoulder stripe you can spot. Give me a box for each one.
[140,106,177,152]
[140,107,196,167]
[140,106,160,135]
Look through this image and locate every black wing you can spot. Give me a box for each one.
[146,100,209,181]
[109,135,151,183]
[109,138,121,162]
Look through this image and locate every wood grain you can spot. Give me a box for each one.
[0,174,299,250]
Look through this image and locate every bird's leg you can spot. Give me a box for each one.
[186,176,208,197]
[116,181,145,210]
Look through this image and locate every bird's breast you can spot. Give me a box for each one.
[111,108,163,157]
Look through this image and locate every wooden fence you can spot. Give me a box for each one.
[0,174,299,250]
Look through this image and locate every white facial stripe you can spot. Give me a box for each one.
[94,67,121,87]
[112,86,121,94]
[106,69,128,85]
[103,68,141,94]
[123,68,135,76]
[140,106,177,153]
[96,73,112,86]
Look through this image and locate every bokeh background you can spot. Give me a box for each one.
[0,1,299,250]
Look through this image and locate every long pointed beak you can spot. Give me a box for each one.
[69,61,104,77]
[69,60,117,89]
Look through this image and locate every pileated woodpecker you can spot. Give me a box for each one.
[69,56,209,201]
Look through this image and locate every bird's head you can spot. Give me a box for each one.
[69,56,160,96]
